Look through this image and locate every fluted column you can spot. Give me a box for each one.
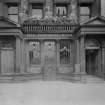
[45,0,53,18]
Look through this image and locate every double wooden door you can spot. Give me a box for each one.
[0,49,14,74]
[86,50,98,75]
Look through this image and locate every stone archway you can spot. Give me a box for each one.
[85,39,100,75]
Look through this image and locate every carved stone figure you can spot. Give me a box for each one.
[19,0,29,23]
[45,0,53,18]
[70,0,78,23]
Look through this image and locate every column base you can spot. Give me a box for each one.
[74,64,80,74]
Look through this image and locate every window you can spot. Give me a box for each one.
[29,41,41,65]
[60,40,71,65]
[8,4,19,23]
[55,4,68,17]
[31,4,43,19]
[80,6,90,22]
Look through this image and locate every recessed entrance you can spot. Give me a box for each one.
[43,41,57,80]
[86,49,99,75]
[85,39,100,75]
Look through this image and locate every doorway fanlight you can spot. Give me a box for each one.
[85,46,100,50]
[85,39,100,50]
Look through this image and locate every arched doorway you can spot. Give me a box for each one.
[85,39,100,75]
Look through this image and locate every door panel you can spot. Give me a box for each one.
[86,50,98,75]
[1,50,14,74]
[44,41,56,65]
[43,41,57,80]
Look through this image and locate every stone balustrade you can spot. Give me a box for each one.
[22,24,78,34]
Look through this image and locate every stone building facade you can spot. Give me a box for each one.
[0,0,105,81]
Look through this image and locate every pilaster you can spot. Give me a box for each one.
[20,39,25,73]
[74,39,80,74]
[45,0,53,18]
[80,35,86,74]
[16,37,21,73]
[0,0,4,17]
[70,0,78,23]
[102,41,105,75]
[56,40,60,73]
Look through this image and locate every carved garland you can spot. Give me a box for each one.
[23,17,76,25]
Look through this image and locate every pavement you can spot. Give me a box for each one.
[0,81,105,105]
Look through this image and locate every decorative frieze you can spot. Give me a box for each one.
[24,34,73,39]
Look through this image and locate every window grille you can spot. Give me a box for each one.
[55,4,68,17]
[29,41,41,65]
[60,40,71,65]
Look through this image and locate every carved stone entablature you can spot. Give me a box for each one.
[21,17,78,34]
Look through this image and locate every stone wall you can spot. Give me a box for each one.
[101,0,105,17]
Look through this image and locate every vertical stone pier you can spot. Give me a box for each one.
[70,0,78,23]
[0,0,4,17]
[19,0,29,23]
[45,0,53,18]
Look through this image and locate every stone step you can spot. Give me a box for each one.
[84,75,105,83]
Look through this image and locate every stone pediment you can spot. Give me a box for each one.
[81,16,105,26]
[0,16,19,28]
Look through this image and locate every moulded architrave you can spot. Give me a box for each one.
[29,0,45,3]
[5,0,45,3]
[53,0,70,3]
[4,0,19,3]
[79,0,95,4]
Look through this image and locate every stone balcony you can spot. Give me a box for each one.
[21,17,79,34]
